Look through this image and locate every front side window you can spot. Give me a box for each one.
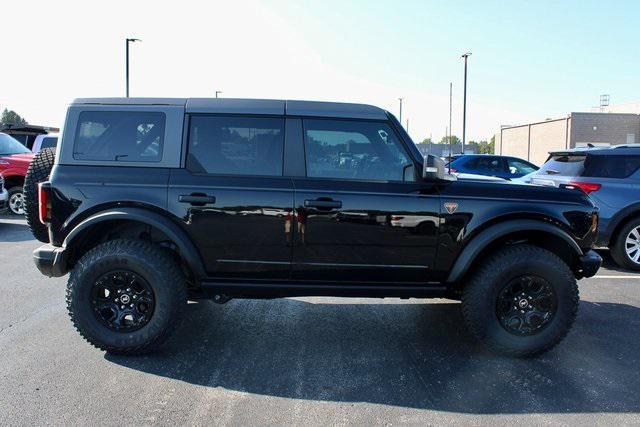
[303,119,414,181]
[73,111,165,162]
[187,116,284,176]
[466,157,503,174]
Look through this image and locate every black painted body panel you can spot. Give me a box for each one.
[43,99,600,295]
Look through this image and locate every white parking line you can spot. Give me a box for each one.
[591,275,640,279]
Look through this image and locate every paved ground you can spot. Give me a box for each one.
[1,215,639,425]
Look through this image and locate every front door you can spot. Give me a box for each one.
[167,114,294,280]
[292,118,440,283]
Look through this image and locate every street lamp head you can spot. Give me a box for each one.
[461,52,472,58]
[127,38,142,43]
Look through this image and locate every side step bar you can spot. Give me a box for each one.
[199,280,449,299]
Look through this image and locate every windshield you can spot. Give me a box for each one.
[0,133,31,156]
[538,154,585,177]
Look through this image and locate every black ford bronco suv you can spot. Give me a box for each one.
[26,98,601,357]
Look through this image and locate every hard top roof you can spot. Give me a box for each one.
[71,97,388,120]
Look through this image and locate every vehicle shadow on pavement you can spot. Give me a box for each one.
[106,298,640,414]
[0,220,33,242]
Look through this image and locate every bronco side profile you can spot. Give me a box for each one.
[27,98,601,357]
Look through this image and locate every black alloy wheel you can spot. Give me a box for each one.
[496,275,557,336]
[91,270,156,332]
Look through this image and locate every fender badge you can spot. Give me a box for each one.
[444,202,458,214]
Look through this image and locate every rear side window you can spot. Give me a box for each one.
[40,137,57,149]
[74,111,165,162]
[303,119,414,182]
[582,155,640,179]
[538,155,585,176]
[186,115,284,176]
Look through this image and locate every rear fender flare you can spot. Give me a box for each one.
[63,207,206,280]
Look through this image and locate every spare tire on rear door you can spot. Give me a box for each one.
[24,148,56,243]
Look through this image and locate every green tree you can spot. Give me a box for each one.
[439,135,460,145]
[0,108,28,127]
[420,137,434,145]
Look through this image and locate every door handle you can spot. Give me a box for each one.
[178,193,216,206]
[304,199,342,210]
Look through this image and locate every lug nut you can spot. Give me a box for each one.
[121,305,125,309]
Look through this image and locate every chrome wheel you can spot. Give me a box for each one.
[625,226,640,264]
[9,191,25,215]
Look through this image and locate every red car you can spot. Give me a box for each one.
[0,132,34,215]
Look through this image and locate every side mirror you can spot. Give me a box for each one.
[423,154,456,181]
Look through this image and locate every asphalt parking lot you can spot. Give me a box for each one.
[1,215,639,425]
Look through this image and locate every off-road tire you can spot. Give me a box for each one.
[610,218,640,271]
[461,244,579,357]
[24,148,56,242]
[66,239,187,355]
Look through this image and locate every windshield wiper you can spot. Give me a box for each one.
[114,154,129,161]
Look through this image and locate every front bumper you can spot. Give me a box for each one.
[33,244,68,277]
[576,249,602,279]
[0,188,8,213]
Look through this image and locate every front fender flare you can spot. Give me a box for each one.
[446,219,582,283]
[63,207,206,280]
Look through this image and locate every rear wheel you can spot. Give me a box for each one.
[610,218,640,271]
[24,147,56,242]
[461,245,579,357]
[67,239,187,355]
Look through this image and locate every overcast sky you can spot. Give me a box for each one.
[2,0,638,142]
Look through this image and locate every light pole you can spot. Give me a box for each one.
[126,38,141,97]
[215,91,222,98]
[398,97,403,126]
[461,52,471,153]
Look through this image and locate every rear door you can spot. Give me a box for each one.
[167,113,294,280]
[291,118,440,283]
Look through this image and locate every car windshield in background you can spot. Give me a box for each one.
[0,133,31,156]
[582,154,640,179]
[538,154,586,176]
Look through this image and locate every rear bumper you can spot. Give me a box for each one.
[33,244,68,277]
[576,249,602,279]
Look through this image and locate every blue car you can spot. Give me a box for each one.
[528,146,640,270]
[446,154,538,179]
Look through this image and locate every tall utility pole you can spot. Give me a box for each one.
[461,52,472,153]
[398,98,403,125]
[449,82,453,154]
[406,119,409,133]
[215,91,222,98]
[126,38,141,97]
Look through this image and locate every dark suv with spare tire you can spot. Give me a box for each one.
[25,98,601,357]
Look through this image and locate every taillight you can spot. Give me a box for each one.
[568,181,602,194]
[38,183,51,224]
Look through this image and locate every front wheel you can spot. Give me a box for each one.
[461,245,579,357]
[7,187,25,215]
[66,239,187,355]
